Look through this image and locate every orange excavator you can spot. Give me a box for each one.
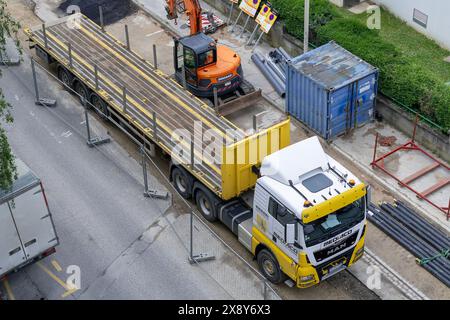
[165,0,253,100]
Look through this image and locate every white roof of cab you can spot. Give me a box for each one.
[260,136,328,185]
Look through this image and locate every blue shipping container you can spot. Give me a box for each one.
[286,41,379,140]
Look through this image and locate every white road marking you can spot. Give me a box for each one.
[145,30,164,38]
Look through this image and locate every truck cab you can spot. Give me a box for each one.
[215,137,368,288]
[252,137,368,287]
[173,33,243,98]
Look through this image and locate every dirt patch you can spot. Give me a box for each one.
[59,0,137,25]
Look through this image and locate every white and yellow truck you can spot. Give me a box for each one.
[26,14,368,288]
[206,136,368,288]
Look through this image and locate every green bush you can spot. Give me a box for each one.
[271,1,450,132]
[271,0,338,43]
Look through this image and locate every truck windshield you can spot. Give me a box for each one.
[303,197,365,247]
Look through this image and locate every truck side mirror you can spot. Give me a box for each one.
[285,223,296,244]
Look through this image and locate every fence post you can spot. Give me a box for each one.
[83,97,111,147]
[67,42,73,69]
[125,24,130,50]
[213,87,219,115]
[153,44,158,69]
[42,24,48,49]
[153,111,158,142]
[31,58,40,103]
[31,58,57,107]
[99,6,105,31]
[94,65,99,90]
[122,86,127,113]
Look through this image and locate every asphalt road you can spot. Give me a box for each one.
[0,54,233,300]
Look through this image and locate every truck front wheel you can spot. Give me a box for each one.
[257,249,284,284]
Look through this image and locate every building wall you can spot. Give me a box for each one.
[372,0,450,50]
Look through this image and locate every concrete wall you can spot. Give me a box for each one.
[376,96,450,163]
[372,0,450,50]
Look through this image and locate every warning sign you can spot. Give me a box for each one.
[260,9,277,33]
[255,3,271,26]
[239,0,262,18]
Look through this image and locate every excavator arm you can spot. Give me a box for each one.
[165,0,203,35]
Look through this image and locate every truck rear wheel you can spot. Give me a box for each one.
[257,249,284,284]
[194,185,218,222]
[74,81,89,105]
[171,167,193,199]
[57,66,71,89]
[91,94,109,120]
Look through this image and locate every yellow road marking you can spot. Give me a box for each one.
[51,260,63,272]
[36,29,222,176]
[2,279,15,301]
[37,262,78,298]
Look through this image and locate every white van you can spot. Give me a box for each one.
[0,158,59,279]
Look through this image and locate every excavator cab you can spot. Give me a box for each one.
[173,33,243,98]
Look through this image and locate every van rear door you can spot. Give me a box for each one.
[0,202,26,277]
[10,183,58,261]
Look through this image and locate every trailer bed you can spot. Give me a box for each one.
[25,14,290,199]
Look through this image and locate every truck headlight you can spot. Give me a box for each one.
[300,275,315,282]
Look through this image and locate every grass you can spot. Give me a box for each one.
[348,7,450,87]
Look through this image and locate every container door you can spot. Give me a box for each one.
[328,85,354,139]
[351,74,377,129]
[10,185,58,261]
[0,202,27,276]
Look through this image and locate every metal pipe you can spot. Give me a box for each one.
[251,53,285,98]
[266,57,286,82]
[239,16,251,37]
[369,211,450,284]
[386,203,448,250]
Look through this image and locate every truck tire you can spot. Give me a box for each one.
[74,81,89,105]
[57,66,71,90]
[257,249,284,284]
[171,166,193,199]
[90,94,109,120]
[194,184,219,222]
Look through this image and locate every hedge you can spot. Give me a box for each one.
[271,0,450,132]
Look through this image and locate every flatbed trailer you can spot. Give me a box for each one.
[25,14,290,201]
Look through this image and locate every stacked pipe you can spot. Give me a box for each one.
[368,201,450,287]
[251,48,291,98]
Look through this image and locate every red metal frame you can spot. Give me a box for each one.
[371,117,450,220]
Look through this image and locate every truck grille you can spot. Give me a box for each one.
[314,233,358,263]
